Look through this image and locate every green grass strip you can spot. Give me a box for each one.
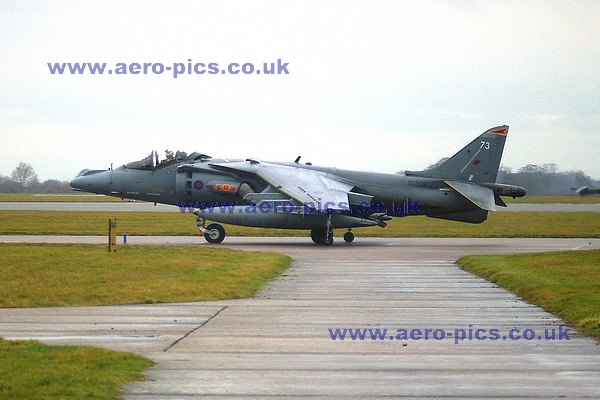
[0,193,130,202]
[504,195,600,203]
[1,210,599,237]
[0,244,290,307]
[0,338,152,400]
[0,243,289,398]
[458,249,600,341]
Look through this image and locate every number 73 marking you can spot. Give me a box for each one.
[480,141,491,149]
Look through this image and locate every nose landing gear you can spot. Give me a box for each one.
[194,210,226,244]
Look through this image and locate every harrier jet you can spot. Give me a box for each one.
[71,125,526,245]
[572,173,600,196]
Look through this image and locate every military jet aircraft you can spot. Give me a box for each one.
[70,125,526,245]
[571,173,600,196]
[573,185,600,196]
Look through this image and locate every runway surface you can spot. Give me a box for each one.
[1,201,600,212]
[1,236,599,398]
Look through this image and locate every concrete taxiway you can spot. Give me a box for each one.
[0,236,599,398]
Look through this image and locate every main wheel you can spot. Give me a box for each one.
[310,228,327,245]
[204,223,225,244]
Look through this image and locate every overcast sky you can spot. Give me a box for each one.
[1,1,599,181]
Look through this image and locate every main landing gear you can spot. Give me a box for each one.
[195,210,356,246]
[310,228,332,245]
[194,211,226,244]
[310,214,355,245]
[310,228,355,245]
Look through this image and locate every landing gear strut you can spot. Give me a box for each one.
[194,210,226,244]
[325,214,334,246]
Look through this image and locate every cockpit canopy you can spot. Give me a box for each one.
[124,150,210,170]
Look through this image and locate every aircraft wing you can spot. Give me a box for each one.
[257,163,353,211]
[210,161,353,212]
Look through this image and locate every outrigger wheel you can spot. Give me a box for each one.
[204,223,226,244]
[343,230,355,243]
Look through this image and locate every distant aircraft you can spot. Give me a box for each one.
[571,172,600,196]
[71,126,526,245]
[573,186,600,196]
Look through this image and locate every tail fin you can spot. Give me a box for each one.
[406,125,509,183]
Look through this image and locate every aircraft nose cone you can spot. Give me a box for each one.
[69,176,85,191]
[69,169,111,193]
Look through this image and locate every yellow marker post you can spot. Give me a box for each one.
[108,218,117,252]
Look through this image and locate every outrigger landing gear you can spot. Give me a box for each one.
[343,229,355,243]
[194,210,226,244]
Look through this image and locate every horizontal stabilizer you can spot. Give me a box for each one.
[445,180,496,211]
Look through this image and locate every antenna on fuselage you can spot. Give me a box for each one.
[294,156,301,163]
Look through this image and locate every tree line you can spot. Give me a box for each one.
[0,162,70,193]
[497,163,596,196]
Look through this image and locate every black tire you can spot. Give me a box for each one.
[310,228,327,245]
[343,231,355,243]
[204,223,225,244]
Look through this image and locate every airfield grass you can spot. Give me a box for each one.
[0,243,290,307]
[0,193,130,202]
[0,243,288,399]
[1,210,599,238]
[0,338,152,400]
[504,195,600,204]
[458,249,600,341]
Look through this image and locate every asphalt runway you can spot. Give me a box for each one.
[1,201,600,212]
[1,236,599,398]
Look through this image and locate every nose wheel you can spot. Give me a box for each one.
[194,210,226,244]
[204,223,226,243]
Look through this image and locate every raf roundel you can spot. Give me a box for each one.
[194,180,204,190]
